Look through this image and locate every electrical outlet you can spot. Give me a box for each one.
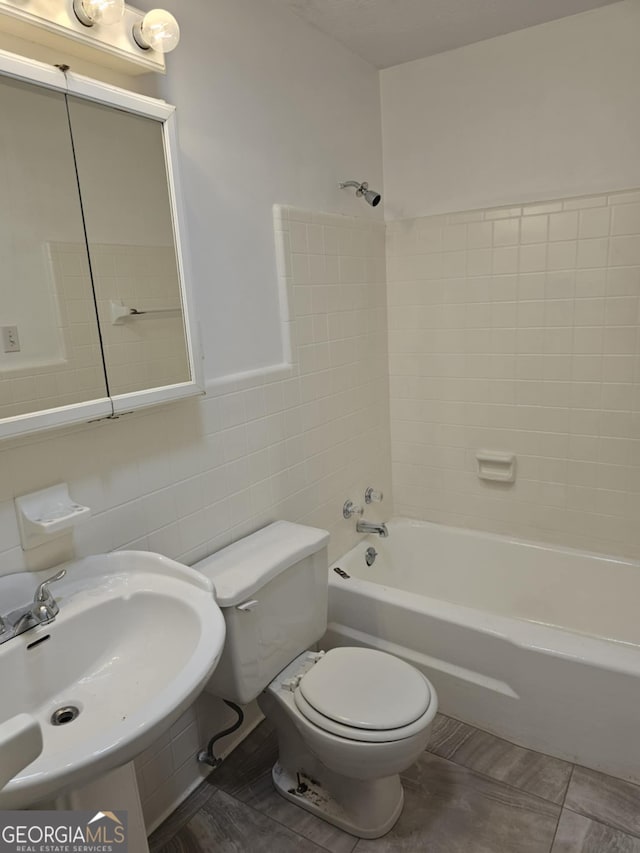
[2,326,20,353]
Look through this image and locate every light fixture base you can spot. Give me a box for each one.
[131,20,149,49]
[73,0,95,28]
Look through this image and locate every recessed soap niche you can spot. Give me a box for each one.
[476,451,517,484]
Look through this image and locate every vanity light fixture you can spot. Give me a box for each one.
[0,1,178,76]
[132,8,180,53]
[73,0,125,27]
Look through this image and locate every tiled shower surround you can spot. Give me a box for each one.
[0,206,391,827]
[387,189,640,558]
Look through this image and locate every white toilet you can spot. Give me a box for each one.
[195,520,438,839]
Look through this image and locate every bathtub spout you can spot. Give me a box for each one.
[356,520,389,538]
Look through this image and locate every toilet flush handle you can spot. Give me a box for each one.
[236,599,259,612]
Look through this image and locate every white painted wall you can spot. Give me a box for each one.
[136,0,384,380]
[380,1,640,220]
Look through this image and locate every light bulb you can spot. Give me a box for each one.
[133,9,180,53]
[73,0,124,27]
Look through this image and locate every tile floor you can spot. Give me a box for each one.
[150,714,640,853]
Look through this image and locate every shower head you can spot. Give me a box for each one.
[363,187,382,207]
[339,180,382,207]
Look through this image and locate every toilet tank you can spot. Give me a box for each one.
[194,521,330,705]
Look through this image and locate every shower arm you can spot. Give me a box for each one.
[339,180,368,196]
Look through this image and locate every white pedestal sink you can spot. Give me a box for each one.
[0,550,225,835]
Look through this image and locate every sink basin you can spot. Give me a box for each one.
[0,551,225,808]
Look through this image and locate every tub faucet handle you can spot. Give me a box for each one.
[365,487,383,504]
[343,500,363,520]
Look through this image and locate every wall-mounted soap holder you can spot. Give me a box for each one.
[15,484,91,551]
[476,450,516,483]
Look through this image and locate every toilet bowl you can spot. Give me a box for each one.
[258,646,437,838]
[195,521,439,839]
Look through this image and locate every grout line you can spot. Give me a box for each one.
[426,751,567,815]
[548,764,575,851]
[561,805,640,843]
[433,713,572,767]
[428,713,573,804]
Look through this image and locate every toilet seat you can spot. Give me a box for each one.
[293,647,433,743]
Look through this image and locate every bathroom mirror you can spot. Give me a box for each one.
[66,96,192,398]
[0,75,108,422]
[0,49,202,440]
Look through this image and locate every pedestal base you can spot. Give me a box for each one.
[48,762,149,853]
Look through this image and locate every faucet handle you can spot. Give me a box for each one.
[34,569,66,604]
[343,500,364,520]
[365,487,383,504]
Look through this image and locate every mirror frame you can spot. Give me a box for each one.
[0,48,204,441]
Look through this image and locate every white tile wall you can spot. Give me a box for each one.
[0,206,391,828]
[387,189,640,559]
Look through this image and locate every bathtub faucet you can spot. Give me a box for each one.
[356,519,389,538]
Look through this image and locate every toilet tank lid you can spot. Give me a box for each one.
[192,521,330,607]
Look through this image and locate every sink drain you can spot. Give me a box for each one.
[51,706,80,726]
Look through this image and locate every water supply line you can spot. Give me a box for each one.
[197,700,244,768]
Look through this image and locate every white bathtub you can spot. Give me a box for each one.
[326,518,640,782]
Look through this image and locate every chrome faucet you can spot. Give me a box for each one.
[2,569,66,643]
[356,519,389,538]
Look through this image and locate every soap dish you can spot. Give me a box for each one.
[15,484,91,551]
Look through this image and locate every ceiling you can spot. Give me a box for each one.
[270,0,621,69]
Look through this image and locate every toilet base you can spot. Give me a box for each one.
[271,761,404,840]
